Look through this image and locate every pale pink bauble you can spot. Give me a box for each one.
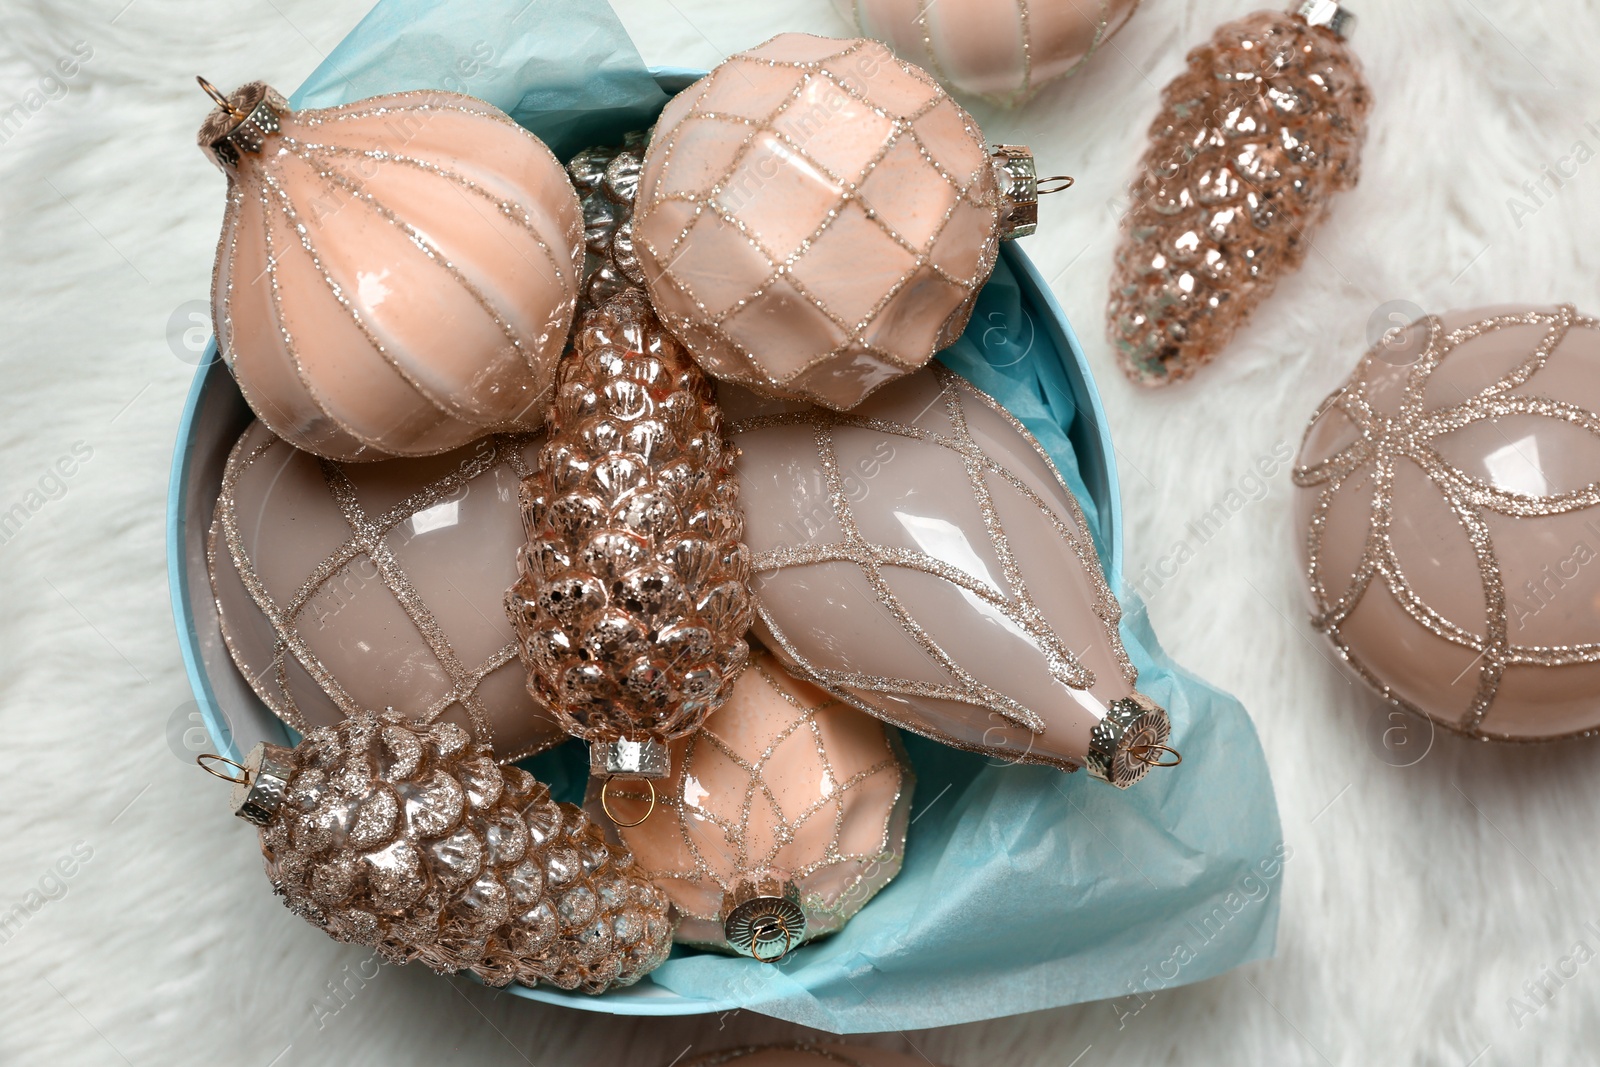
[837,0,1141,107]
[683,1046,940,1067]
[201,83,583,461]
[209,420,565,761]
[634,34,1003,411]
[721,366,1173,786]
[1294,305,1600,741]
[588,649,912,954]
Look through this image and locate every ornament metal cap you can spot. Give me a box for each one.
[722,872,806,963]
[590,737,671,779]
[198,742,293,826]
[1295,0,1355,38]
[196,78,289,171]
[991,145,1074,240]
[1086,694,1178,788]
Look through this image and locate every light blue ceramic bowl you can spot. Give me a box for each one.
[165,69,1121,1018]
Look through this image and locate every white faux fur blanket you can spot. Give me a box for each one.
[2,0,1598,1063]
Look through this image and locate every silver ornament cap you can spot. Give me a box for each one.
[1295,0,1356,38]
[196,78,289,171]
[1085,694,1177,788]
[227,742,294,826]
[722,872,806,963]
[590,737,671,780]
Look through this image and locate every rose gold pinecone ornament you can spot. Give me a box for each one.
[568,133,648,315]
[218,711,673,993]
[507,289,753,782]
[1107,2,1371,386]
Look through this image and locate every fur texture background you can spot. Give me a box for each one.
[2,0,1598,1063]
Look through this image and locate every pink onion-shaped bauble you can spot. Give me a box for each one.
[634,34,1005,412]
[837,0,1141,107]
[1294,305,1600,742]
[199,82,583,460]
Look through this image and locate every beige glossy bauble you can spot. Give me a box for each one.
[210,421,565,761]
[634,34,1009,411]
[721,365,1174,786]
[1294,305,1600,741]
[200,81,583,460]
[837,0,1141,107]
[589,649,912,960]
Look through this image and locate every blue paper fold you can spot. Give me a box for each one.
[291,0,1283,1032]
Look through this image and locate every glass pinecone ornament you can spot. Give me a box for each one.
[223,711,674,993]
[507,289,754,781]
[1107,2,1371,386]
[569,132,648,315]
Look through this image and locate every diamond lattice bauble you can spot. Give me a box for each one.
[634,33,1004,411]
[1294,305,1600,742]
[236,711,673,993]
[722,365,1172,787]
[199,82,583,459]
[211,422,565,762]
[590,649,912,955]
[1107,7,1369,386]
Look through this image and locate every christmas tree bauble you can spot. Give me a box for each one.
[721,366,1174,785]
[634,34,1039,411]
[836,0,1140,108]
[198,80,583,460]
[217,711,673,993]
[1107,4,1370,385]
[1294,305,1600,742]
[589,649,912,960]
[507,290,753,782]
[210,422,565,762]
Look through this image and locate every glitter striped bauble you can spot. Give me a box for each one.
[198,81,583,460]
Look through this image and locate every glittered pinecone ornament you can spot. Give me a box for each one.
[214,711,673,993]
[568,132,648,315]
[507,288,753,782]
[1107,2,1371,386]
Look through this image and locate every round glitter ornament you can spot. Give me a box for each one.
[507,289,753,783]
[1294,305,1600,741]
[210,422,566,762]
[1107,3,1370,386]
[721,366,1176,785]
[198,79,583,459]
[836,0,1141,108]
[206,710,674,993]
[633,33,1049,411]
[589,649,912,961]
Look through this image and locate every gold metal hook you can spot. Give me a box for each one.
[750,925,796,964]
[196,76,244,118]
[1129,743,1182,768]
[197,752,251,784]
[1037,175,1075,195]
[600,777,656,828]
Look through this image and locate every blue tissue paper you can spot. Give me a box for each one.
[289,0,1284,1032]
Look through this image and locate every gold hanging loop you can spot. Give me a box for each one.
[197,753,251,785]
[1129,743,1183,768]
[1037,175,1076,195]
[600,777,657,828]
[196,76,244,117]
